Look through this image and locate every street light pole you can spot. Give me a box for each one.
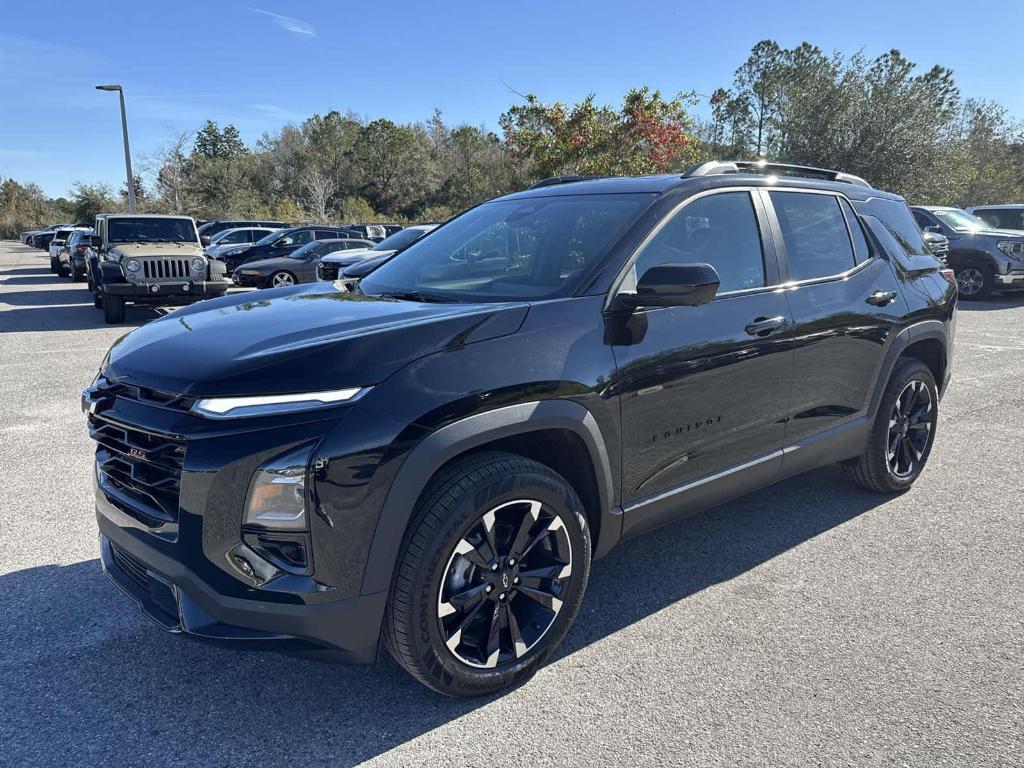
[95,84,136,213]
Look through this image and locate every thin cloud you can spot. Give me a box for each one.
[249,8,316,37]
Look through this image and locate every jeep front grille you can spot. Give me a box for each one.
[142,257,192,281]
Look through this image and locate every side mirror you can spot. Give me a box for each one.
[89,235,103,249]
[924,225,943,234]
[618,262,720,309]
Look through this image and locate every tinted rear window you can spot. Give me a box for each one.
[770,192,855,280]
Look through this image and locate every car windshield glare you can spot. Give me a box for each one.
[108,218,198,243]
[359,194,648,302]
[933,209,993,232]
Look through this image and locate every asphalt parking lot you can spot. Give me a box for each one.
[0,239,1020,767]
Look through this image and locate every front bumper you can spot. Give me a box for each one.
[233,272,263,288]
[98,515,385,663]
[995,270,1024,287]
[104,279,229,302]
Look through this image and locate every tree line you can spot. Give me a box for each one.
[3,39,1022,239]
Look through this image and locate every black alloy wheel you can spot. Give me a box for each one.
[384,451,591,696]
[886,379,933,478]
[843,358,938,493]
[438,499,573,669]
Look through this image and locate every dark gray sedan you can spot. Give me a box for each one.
[233,238,376,287]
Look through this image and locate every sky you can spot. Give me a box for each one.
[2,0,1023,198]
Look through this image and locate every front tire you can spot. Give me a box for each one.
[384,452,591,696]
[101,292,126,324]
[269,271,296,288]
[71,264,85,282]
[955,262,994,300]
[49,256,59,274]
[843,358,938,493]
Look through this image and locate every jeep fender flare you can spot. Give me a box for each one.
[359,399,618,596]
[96,261,126,287]
[867,320,948,419]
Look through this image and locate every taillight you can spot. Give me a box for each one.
[940,268,956,287]
[76,244,86,254]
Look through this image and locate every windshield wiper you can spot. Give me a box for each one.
[380,290,461,303]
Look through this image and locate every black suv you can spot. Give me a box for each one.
[84,162,956,696]
[220,226,356,274]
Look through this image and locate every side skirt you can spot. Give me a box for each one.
[620,416,870,540]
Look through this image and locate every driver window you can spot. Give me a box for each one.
[633,191,767,294]
[278,230,312,247]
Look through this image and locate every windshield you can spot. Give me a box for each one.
[288,241,322,259]
[255,228,291,246]
[108,218,198,243]
[360,194,648,302]
[373,227,431,252]
[932,209,993,232]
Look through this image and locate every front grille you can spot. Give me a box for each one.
[318,262,340,281]
[90,415,185,524]
[97,380,195,412]
[142,257,192,281]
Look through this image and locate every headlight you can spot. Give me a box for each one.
[125,258,141,272]
[243,445,313,530]
[225,247,245,257]
[190,386,368,419]
[997,240,1024,260]
[191,257,206,272]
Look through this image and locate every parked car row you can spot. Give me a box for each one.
[22,211,444,318]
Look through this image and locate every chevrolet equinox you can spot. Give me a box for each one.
[84,161,957,696]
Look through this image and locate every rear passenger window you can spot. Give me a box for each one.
[634,191,766,294]
[839,199,871,264]
[770,192,855,281]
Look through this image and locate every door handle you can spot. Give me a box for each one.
[744,316,787,337]
[867,290,897,307]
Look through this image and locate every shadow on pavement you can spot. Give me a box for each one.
[0,465,885,766]
[0,302,160,332]
[957,291,1024,311]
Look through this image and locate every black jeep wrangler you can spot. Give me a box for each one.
[87,213,228,323]
[84,162,956,696]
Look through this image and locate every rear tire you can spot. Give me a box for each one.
[384,451,591,696]
[102,292,126,324]
[955,262,994,300]
[843,358,938,493]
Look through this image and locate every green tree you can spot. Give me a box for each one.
[69,182,118,223]
[500,88,705,179]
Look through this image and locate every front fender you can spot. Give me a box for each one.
[358,399,618,596]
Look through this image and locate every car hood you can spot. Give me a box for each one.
[321,247,389,264]
[110,242,204,258]
[235,256,301,272]
[208,242,252,256]
[103,282,530,397]
[956,229,1024,241]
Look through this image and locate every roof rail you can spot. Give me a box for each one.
[684,160,871,188]
[527,175,601,190]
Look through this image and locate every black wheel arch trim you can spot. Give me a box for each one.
[359,399,619,596]
[868,320,948,419]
